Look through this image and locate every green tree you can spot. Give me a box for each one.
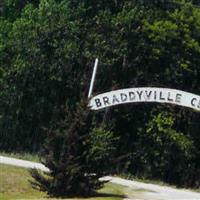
[139,112,194,186]
[88,126,119,174]
[31,100,106,197]
[0,0,88,152]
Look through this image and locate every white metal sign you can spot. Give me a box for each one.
[89,87,200,111]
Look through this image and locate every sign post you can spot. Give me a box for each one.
[88,58,99,98]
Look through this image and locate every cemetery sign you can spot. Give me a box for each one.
[89,87,200,111]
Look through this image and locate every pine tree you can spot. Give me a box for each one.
[30,100,105,197]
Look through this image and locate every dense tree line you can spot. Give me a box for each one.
[0,0,200,188]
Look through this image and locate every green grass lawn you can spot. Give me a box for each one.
[0,164,131,200]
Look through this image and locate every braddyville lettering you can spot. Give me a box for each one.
[129,92,136,101]
[95,98,102,107]
[154,90,157,100]
[121,93,127,102]
[167,92,173,102]
[112,95,120,104]
[175,93,182,103]
[95,90,182,108]
[103,96,110,105]
[145,90,152,99]
[159,91,165,100]
[137,91,143,100]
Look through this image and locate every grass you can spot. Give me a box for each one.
[0,152,39,162]
[0,164,43,200]
[0,164,135,200]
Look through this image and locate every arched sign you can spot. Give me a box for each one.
[89,87,200,112]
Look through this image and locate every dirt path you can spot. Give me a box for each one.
[0,155,49,171]
[0,155,200,200]
[101,176,200,200]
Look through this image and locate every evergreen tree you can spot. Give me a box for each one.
[30,99,106,197]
